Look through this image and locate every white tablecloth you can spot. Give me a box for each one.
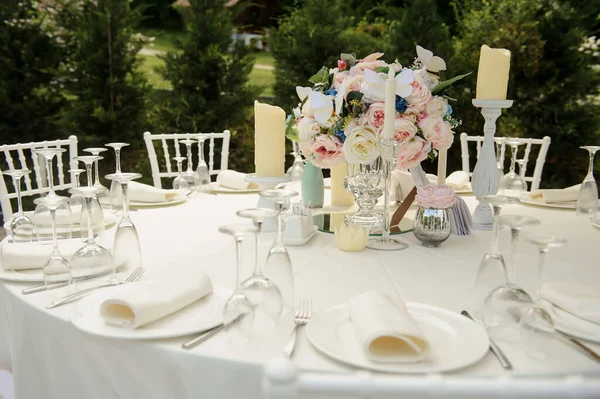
[1,187,599,398]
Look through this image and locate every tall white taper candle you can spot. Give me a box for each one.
[437,149,447,185]
[383,78,396,140]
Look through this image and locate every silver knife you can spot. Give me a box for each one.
[181,314,245,350]
[22,274,98,295]
[461,310,513,370]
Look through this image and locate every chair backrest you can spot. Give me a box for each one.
[0,136,79,222]
[263,357,600,399]
[459,133,551,191]
[143,131,231,189]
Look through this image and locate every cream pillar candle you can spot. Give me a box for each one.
[254,100,286,177]
[334,223,368,252]
[383,78,397,140]
[437,149,447,185]
[330,162,354,207]
[475,45,511,100]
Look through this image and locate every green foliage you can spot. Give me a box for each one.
[451,0,600,188]
[155,0,259,135]
[0,0,67,144]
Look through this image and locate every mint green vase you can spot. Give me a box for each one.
[302,159,324,208]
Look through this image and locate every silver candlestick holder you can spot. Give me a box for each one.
[471,99,513,230]
[366,138,409,251]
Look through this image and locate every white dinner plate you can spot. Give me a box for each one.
[71,284,231,340]
[0,259,128,283]
[209,182,260,194]
[306,302,489,374]
[129,196,187,208]
[544,300,600,343]
[3,210,119,237]
[518,193,577,209]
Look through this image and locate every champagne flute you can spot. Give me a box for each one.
[3,169,34,242]
[106,142,129,210]
[576,146,600,215]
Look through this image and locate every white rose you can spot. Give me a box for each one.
[297,117,320,143]
[343,125,380,164]
[424,96,447,118]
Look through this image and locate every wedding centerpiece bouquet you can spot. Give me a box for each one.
[286,46,468,169]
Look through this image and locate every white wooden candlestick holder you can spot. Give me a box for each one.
[471,99,513,230]
[245,174,292,232]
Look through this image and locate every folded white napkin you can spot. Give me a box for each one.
[541,282,600,325]
[216,170,258,190]
[445,171,470,190]
[391,170,437,201]
[100,270,213,329]
[348,291,430,363]
[1,238,111,271]
[128,181,178,203]
[530,185,580,203]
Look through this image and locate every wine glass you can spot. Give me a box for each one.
[502,141,527,197]
[106,142,129,210]
[68,168,86,225]
[495,140,505,194]
[83,147,110,198]
[344,157,384,230]
[236,208,283,332]
[74,156,105,240]
[473,195,520,316]
[286,141,305,181]
[106,173,143,271]
[2,169,34,242]
[33,148,73,241]
[218,223,257,340]
[179,139,200,192]
[34,195,71,286]
[195,136,211,192]
[70,185,115,279]
[172,156,189,194]
[576,146,600,215]
[482,214,540,342]
[259,189,299,313]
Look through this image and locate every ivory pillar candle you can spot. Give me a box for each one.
[383,78,397,140]
[475,45,511,100]
[254,100,286,177]
[437,149,447,185]
[330,162,354,207]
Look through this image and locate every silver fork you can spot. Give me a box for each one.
[45,267,144,309]
[282,299,312,358]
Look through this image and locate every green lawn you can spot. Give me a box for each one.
[138,55,172,90]
[139,28,184,53]
[250,52,275,67]
[250,68,274,96]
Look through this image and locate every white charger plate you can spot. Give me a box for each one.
[518,193,577,209]
[306,302,489,374]
[0,258,128,283]
[71,284,231,340]
[3,210,119,237]
[544,300,600,343]
[209,182,260,194]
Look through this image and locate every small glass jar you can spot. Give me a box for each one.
[412,207,451,247]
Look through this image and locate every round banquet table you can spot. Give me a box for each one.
[0,184,599,399]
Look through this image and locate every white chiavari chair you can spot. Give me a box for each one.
[143,130,231,189]
[460,133,551,191]
[0,136,78,223]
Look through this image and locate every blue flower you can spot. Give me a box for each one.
[445,104,453,116]
[395,95,408,113]
[334,126,346,142]
[325,88,338,97]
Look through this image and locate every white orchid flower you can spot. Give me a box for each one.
[362,68,414,102]
[296,86,312,101]
[334,80,348,115]
[416,45,447,73]
[308,91,334,125]
[395,69,414,98]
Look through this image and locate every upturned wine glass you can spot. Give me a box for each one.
[195,136,211,192]
[482,214,540,342]
[35,195,71,286]
[83,147,110,198]
[259,189,299,313]
[179,139,200,192]
[2,169,34,242]
[219,223,257,340]
[106,142,129,210]
[576,146,600,215]
[344,157,384,230]
[68,168,86,225]
[33,148,73,241]
[75,156,105,240]
[236,208,283,332]
[172,156,189,194]
[473,195,519,316]
[106,173,142,271]
[70,186,115,279]
[502,141,528,197]
[287,141,305,181]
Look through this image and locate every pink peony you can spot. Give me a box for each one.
[419,115,454,151]
[415,184,456,209]
[345,74,365,92]
[406,73,432,114]
[310,135,345,168]
[393,116,418,145]
[361,102,386,131]
[396,137,431,170]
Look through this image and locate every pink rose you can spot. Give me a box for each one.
[333,71,349,90]
[406,74,432,114]
[419,115,454,151]
[415,184,456,209]
[393,116,417,145]
[424,96,447,118]
[345,74,365,92]
[355,52,387,72]
[337,60,347,71]
[360,102,386,131]
[396,137,431,170]
[310,135,344,168]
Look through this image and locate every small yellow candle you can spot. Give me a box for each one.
[330,162,354,207]
[254,100,286,177]
[383,78,396,140]
[475,45,511,100]
[334,223,368,252]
